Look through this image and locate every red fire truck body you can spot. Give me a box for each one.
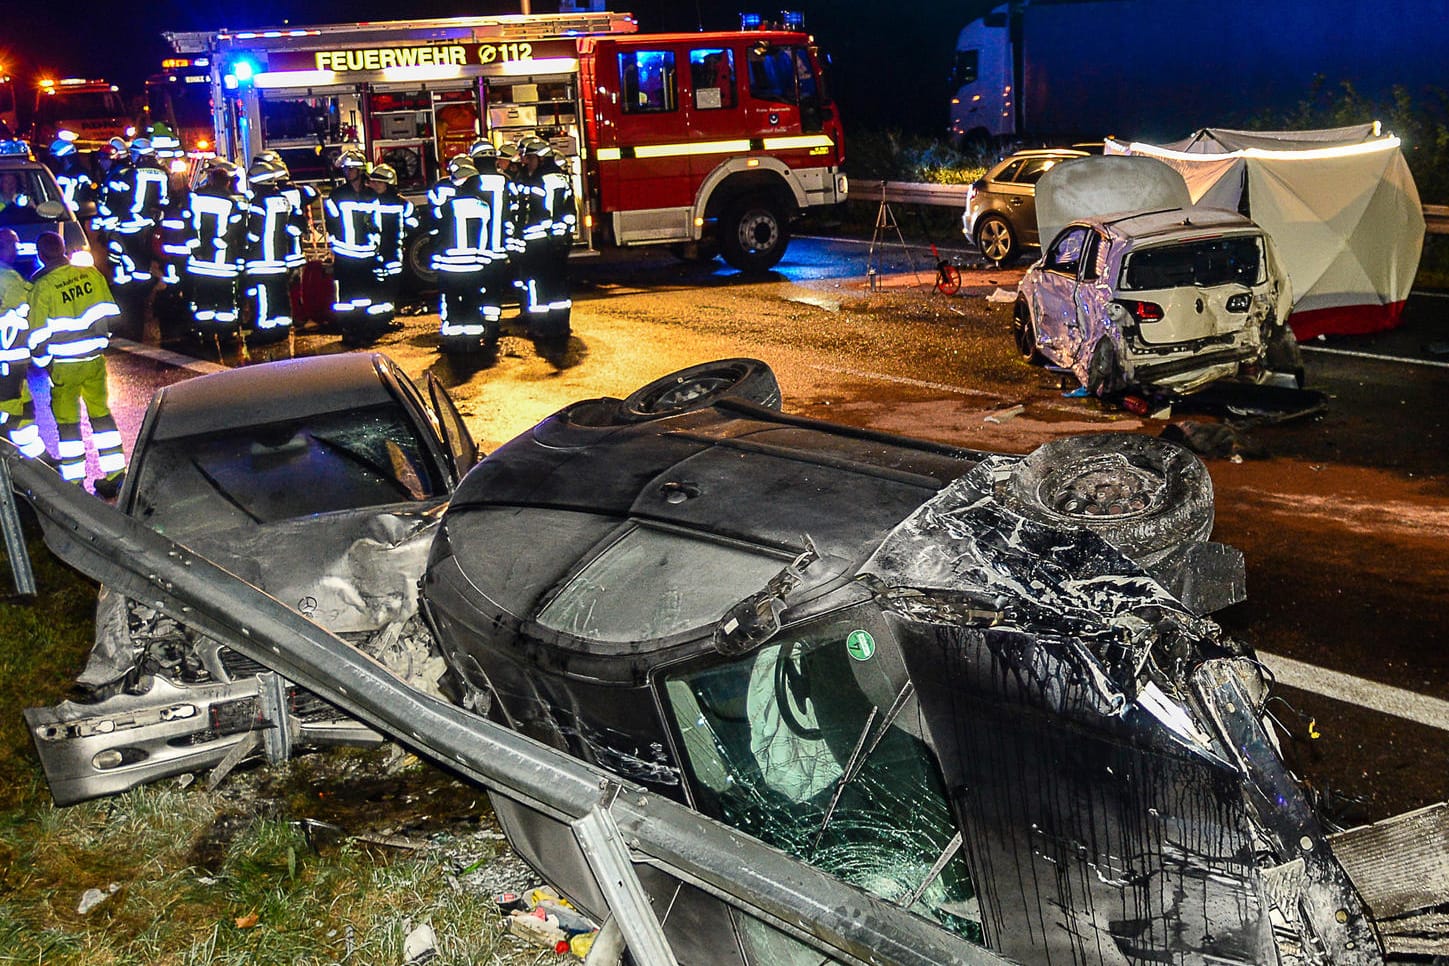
[169,12,846,273]
[32,78,131,153]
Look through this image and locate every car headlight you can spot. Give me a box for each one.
[1225,293,1252,313]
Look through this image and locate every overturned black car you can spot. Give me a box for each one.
[418,360,1374,964]
[24,356,1444,964]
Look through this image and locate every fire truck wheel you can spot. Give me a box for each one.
[404,234,439,292]
[620,358,782,420]
[720,197,790,273]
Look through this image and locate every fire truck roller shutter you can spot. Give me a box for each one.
[699,164,803,274]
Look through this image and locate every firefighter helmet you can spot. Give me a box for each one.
[468,139,497,161]
[106,136,128,156]
[495,141,519,163]
[129,137,154,159]
[149,123,182,158]
[446,154,477,179]
[518,136,549,156]
[247,158,285,184]
[49,138,76,159]
[252,151,290,178]
[369,163,398,186]
[336,149,368,172]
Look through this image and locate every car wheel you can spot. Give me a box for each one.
[1264,321,1305,388]
[1086,338,1124,397]
[720,197,790,273]
[995,433,1215,570]
[1013,300,1044,364]
[974,214,1018,266]
[621,358,782,420]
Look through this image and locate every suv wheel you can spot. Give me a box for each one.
[974,214,1018,265]
[622,359,782,420]
[1013,300,1044,363]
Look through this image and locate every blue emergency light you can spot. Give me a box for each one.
[0,140,31,157]
[740,13,763,29]
[223,56,259,89]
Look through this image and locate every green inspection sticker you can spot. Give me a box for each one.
[845,629,876,661]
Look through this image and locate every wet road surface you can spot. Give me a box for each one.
[93,233,1449,826]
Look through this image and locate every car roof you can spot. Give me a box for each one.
[1009,148,1090,159]
[147,353,401,441]
[1089,205,1258,243]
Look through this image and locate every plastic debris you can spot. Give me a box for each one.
[986,287,1017,303]
[507,909,566,948]
[402,921,438,964]
[984,404,1024,424]
[1062,386,1091,398]
[77,883,119,914]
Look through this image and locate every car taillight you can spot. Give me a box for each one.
[1116,300,1164,323]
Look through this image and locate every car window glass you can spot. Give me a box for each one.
[747,44,809,104]
[1122,235,1265,291]
[1090,231,1111,280]
[1015,158,1057,185]
[620,50,678,114]
[1045,227,1089,274]
[129,402,445,536]
[536,526,787,642]
[663,604,982,942]
[0,168,62,224]
[992,158,1024,183]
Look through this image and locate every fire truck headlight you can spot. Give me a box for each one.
[170,158,188,173]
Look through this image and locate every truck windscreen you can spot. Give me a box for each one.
[37,92,124,122]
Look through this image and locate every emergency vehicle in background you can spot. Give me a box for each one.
[165,10,847,274]
[32,78,131,152]
[0,70,17,133]
[144,58,218,159]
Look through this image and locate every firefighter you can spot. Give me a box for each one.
[263,151,318,270]
[100,136,169,336]
[428,154,492,353]
[28,232,126,497]
[495,141,525,302]
[324,149,379,344]
[46,138,95,217]
[242,157,303,344]
[182,159,247,339]
[468,140,514,334]
[516,138,576,341]
[366,162,417,343]
[0,230,46,462]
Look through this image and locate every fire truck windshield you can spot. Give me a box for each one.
[148,83,211,129]
[36,91,125,122]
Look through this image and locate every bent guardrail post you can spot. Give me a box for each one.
[0,453,36,596]
[3,448,1013,966]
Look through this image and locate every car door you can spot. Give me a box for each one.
[1030,226,1091,361]
[425,371,479,483]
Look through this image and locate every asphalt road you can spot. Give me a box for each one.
[92,233,1449,827]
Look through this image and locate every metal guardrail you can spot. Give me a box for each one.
[1,450,1013,966]
[879,182,1449,235]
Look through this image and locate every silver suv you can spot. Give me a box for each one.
[962,147,1087,264]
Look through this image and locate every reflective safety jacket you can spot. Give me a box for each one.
[427,176,498,272]
[184,184,247,280]
[102,161,170,234]
[474,171,514,255]
[0,266,37,387]
[279,182,319,268]
[245,184,306,276]
[372,187,418,277]
[157,190,192,263]
[517,164,577,245]
[27,263,120,366]
[52,160,96,215]
[324,183,378,262]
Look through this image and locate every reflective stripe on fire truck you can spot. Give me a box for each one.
[593,133,834,161]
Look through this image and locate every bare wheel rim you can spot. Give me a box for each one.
[978,219,1012,261]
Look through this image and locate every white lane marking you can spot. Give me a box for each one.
[808,361,1000,399]
[1416,290,1449,299]
[111,338,227,375]
[1301,344,1449,371]
[1258,650,1449,734]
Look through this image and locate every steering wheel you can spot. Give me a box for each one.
[773,641,823,740]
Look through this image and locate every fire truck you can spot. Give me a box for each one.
[165,10,847,274]
[144,57,218,159]
[32,78,131,153]
[0,69,17,134]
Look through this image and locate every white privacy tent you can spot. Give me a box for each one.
[1106,125,1424,338]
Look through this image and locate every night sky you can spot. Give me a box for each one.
[4,0,999,136]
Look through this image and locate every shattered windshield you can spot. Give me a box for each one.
[663,604,981,942]
[131,403,445,536]
[1121,234,1265,290]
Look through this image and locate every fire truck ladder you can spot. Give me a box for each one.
[865,181,919,291]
